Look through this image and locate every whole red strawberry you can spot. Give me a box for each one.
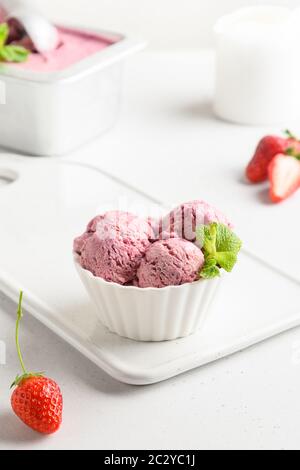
[11,292,63,434]
[246,130,300,183]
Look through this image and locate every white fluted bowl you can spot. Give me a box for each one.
[74,255,221,342]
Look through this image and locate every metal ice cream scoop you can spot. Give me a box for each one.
[0,0,60,53]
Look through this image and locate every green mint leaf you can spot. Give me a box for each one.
[196,225,216,253]
[200,259,220,279]
[197,223,242,277]
[0,23,30,63]
[214,223,242,255]
[215,251,238,272]
[0,45,30,63]
[0,23,9,49]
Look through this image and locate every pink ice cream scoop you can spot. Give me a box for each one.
[137,238,205,289]
[161,200,233,242]
[148,216,179,242]
[74,211,154,285]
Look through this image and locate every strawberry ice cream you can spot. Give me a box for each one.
[74,203,241,341]
[0,7,116,72]
[74,201,236,289]
[14,27,115,73]
[137,238,205,289]
[161,200,233,242]
[74,211,154,285]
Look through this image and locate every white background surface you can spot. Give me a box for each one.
[23,0,300,49]
[0,50,300,450]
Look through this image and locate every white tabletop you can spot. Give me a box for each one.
[1,51,300,450]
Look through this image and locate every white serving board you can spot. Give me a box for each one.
[0,155,299,385]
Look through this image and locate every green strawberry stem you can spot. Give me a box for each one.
[284,130,297,140]
[15,291,27,375]
[285,147,300,160]
[11,291,44,389]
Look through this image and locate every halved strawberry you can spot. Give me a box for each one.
[268,154,300,203]
[246,131,300,184]
[246,136,288,183]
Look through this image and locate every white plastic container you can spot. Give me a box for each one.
[0,27,144,156]
[214,6,300,125]
[74,256,221,342]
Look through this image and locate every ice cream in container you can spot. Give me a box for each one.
[0,2,145,155]
[74,202,242,342]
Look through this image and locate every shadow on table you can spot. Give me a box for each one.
[257,187,273,205]
[0,411,46,445]
[179,100,216,121]
[170,99,233,125]
[172,98,249,128]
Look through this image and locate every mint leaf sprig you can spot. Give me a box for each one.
[0,23,30,64]
[196,223,242,280]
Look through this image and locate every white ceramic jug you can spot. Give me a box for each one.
[214,6,300,125]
